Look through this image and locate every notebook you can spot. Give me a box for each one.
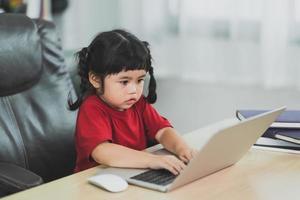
[236,109,300,128]
[89,106,285,192]
[275,129,300,145]
[253,137,300,154]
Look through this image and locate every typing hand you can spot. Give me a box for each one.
[147,155,186,175]
[175,146,197,164]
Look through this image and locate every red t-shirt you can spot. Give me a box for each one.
[74,95,172,172]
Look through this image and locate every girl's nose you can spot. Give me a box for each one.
[128,83,137,94]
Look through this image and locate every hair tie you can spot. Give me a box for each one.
[149,66,153,74]
[84,47,89,60]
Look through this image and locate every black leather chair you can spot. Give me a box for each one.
[0,14,77,197]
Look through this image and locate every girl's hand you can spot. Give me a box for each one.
[175,146,197,164]
[147,154,186,175]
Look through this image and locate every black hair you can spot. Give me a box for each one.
[68,29,157,110]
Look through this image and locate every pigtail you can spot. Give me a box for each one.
[147,66,157,104]
[68,47,92,110]
[142,41,157,104]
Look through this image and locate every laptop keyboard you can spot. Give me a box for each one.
[130,169,177,186]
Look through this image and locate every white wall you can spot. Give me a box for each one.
[55,0,300,90]
[57,0,120,51]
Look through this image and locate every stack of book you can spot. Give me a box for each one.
[236,110,300,153]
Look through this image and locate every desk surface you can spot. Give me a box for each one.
[3,120,300,200]
[3,149,300,200]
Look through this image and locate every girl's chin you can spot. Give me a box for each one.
[114,104,133,111]
[121,105,133,110]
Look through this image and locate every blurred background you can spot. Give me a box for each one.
[1,0,300,134]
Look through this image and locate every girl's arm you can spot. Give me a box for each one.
[91,142,185,175]
[155,127,196,163]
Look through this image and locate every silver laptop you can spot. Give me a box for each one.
[89,106,285,192]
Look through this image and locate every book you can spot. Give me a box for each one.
[236,109,300,149]
[252,145,300,154]
[236,110,300,128]
[274,129,300,145]
[260,127,280,138]
[261,128,300,144]
[254,137,300,151]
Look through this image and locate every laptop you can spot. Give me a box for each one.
[89,106,286,192]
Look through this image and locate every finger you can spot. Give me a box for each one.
[164,164,179,175]
[172,157,186,173]
[177,159,186,171]
[184,151,193,161]
[179,155,189,163]
[184,149,196,161]
[162,157,180,175]
[166,157,182,174]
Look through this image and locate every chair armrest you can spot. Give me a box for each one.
[0,162,43,195]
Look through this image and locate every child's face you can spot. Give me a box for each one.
[101,69,146,111]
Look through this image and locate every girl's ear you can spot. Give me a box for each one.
[88,72,101,89]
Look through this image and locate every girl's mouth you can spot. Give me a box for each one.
[125,98,136,104]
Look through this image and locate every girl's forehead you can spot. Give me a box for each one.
[110,69,147,79]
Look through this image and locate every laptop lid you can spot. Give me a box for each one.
[168,106,286,191]
[90,106,285,192]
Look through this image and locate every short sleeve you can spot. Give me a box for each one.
[138,97,173,140]
[75,101,112,168]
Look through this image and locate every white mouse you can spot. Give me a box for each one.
[88,173,128,193]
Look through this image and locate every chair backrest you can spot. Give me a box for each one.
[0,14,77,182]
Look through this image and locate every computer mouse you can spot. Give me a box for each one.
[88,173,128,193]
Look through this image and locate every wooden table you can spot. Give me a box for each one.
[3,120,300,200]
[3,149,300,200]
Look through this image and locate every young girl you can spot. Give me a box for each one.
[69,29,195,175]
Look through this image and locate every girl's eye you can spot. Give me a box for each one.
[138,79,145,83]
[120,80,128,85]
